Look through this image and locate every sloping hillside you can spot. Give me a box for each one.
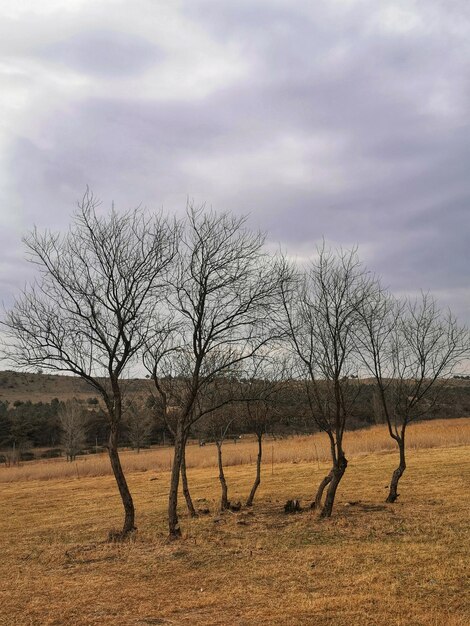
[0,370,469,421]
[0,370,153,403]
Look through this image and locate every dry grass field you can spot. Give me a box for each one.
[0,421,469,625]
[1,417,469,483]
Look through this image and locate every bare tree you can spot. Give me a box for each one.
[3,192,177,538]
[198,403,239,511]
[281,245,373,517]
[59,399,87,461]
[124,398,154,453]
[242,356,287,507]
[144,206,283,538]
[357,290,469,502]
[144,324,200,518]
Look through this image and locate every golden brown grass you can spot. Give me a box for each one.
[0,429,469,625]
[1,417,469,483]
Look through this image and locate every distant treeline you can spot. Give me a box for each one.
[1,381,469,459]
[0,396,168,457]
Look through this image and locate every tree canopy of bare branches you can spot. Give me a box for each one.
[357,289,469,502]
[144,205,284,538]
[124,398,154,453]
[4,191,178,537]
[281,244,374,517]
[58,399,88,461]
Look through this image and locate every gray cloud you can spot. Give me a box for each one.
[41,30,161,77]
[1,0,469,326]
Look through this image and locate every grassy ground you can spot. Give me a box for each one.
[0,437,469,625]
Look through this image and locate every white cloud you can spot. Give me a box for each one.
[181,131,349,195]
[372,4,426,35]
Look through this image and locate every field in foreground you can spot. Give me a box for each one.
[0,441,469,625]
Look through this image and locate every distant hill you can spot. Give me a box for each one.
[0,370,154,404]
[1,369,469,413]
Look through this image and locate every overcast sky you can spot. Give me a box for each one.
[0,0,469,325]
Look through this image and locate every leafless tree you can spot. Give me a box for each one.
[357,290,469,502]
[198,403,239,511]
[124,398,154,453]
[242,356,288,507]
[3,192,178,538]
[143,324,201,518]
[144,206,284,538]
[59,399,88,461]
[281,244,373,517]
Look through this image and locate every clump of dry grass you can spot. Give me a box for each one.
[1,417,469,483]
[0,444,468,625]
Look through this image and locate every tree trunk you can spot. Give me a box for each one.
[168,424,184,539]
[216,441,229,510]
[320,453,348,518]
[386,435,406,503]
[181,438,197,517]
[312,470,333,509]
[108,428,135,537]
[246,433,262,507]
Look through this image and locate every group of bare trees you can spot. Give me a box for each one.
[280,248,468,516]
[3,193,468,540]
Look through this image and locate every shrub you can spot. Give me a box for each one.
[40,448,62,459]
[19,451,35,462]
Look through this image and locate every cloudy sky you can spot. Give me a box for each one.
[0,0,469,324]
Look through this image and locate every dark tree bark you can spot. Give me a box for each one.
[168,425,185,539]
[181,435,197,517]
[107,380,137,538]
[312,470,333,509]
[246,433,263,507]
[386,429,406,503]
[108,427,135,535]
[320,453,348,518]
[216,441,229,510]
